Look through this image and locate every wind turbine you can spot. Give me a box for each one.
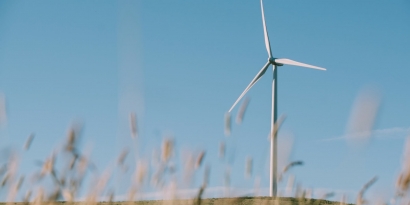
[228,0,326,197]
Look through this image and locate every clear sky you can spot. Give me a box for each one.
[1,0,410,203]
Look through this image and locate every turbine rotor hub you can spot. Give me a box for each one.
[269,57,283,66]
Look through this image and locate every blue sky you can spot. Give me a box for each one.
[1,0,410,203]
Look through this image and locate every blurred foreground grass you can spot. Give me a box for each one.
[0,89,398,204]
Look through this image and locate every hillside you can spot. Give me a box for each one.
[9,197,346,205]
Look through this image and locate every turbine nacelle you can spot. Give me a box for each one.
[269,57,283,66]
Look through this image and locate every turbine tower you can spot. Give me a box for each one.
[228,0,326,197]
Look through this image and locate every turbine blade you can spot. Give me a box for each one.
[261,0,272,58]
[229,62,271,112]
[275,58,326,71]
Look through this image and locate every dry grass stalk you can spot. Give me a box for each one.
[305,188,312,199]
[297,186,307,205]
[62,189,74,202]
[0,95,392,205]
[397,172,410,195]
[224,112,231,136]
[41,161,53,178]
[79,153,95,176]
[295,183,302,198]
[108,190,115,203]
[130,112,138,139]
[16,175,24,191]
[40,152,56,178]
[195,151,205,169]
[0,164,7,176]
[65,123,83,153]
[23,190,32,202]
[194,184,206,205]
[357,176,378,205]
[0,94,7,126]
[195,166,210,205]
[3,154,19,189]
[33,188,44,205]
[117,148,129,172]
[269,114,286,141]
[219,142,225,159]
[203,165,210,187]
[135,161,147,185]
[236,97,250,124]
[24,133,35,151]
[47,187,61,202]
[346,88,381,142]
[340,194,347,205]
[397,137,410,195]
[245,156,252,178]
[303,189,313,205]
[286,175,295,196]
[1,173,9,187]
[279,161,303,181]
[253,176,261,196]
[85,171,111,205]
[6,179,20,205]
[224,167,231,190]
[181,151,195,185]
[162,138,174,162]
[283,161,303,173]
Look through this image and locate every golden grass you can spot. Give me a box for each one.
[0,88,405,205]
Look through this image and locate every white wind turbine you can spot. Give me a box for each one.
[228,0,326,197]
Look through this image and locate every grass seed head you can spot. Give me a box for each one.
[135,161,147,185]
[224,112,231,136]
[340,194,347,205]
[357,176,378,204]
[269,114,286,141]
[203,165,210,186]
[78,156,89,175]
[0,164,7,176]
[195,151,205,169]
[108,190,115,203]
[47,187,61,201]
[236,97,250,124]
[16,176,24,191]
[117,148,129,170]
[162,138,174,162]
[280,160,304,181]
[62,189,74,202]
[219,142,225,159]
[286,175,295,196]
[397,137,410,193]
[23,190,32,202]
[41,153,56,177]
[0,94,7,127]
[1,174,9,187]
[130,112,138,138]
[346,88,381,143]
[245,156,252,178]
[33,188,44,205]
[24,133,35,151]
[182,151,195,185]
[224,168,231,187]
[65,122,83,152]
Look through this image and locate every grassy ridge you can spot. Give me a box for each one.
[34,197,346,205]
